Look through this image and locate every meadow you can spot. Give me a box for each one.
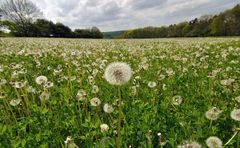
[0,37,240,148]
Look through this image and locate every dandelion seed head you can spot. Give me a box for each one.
[90,97,101,106]
[100,124,109,133]
[27,86,36,93]
[10,98,21,106]
[36,76,48,85]
[0,79,7,85]
[148,81,157,88]
[235,96,240,103]
[172,95,183,105]
[230,109,240,121]
[13,81,26,89]
[92,85,99,94]
[205,107,222,120]
[0,91,6,99]
[39,91,50,101]
[103,103,114,113]
[206,136,222,148]
[76,89,87,101]
[44,81,54,88]
[104,62,132,85]
[220,78,234,86]
[177,141,202,148]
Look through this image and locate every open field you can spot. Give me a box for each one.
[0,38,240,147]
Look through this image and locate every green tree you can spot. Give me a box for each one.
[0,0,42,36]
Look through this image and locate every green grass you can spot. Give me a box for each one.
[0,38,240,147]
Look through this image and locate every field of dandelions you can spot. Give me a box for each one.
[0,37,240,148]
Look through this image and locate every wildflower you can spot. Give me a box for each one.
[235,96,240,103]
[148,81,157,88]
[36,75,48,85]
[44,81,54,88]
[10,99,21,106]
[162,84,167,90]
[100,124,109,133]
[166,68,175,76]
[90,97,101,106]
[0,91,6,99]
[158,74,165,80]
[104,62,132,85]
[130,86,137,96]
[0,65,3,72]
[205,107,222,120]
[76,89,87,101]
[92,69,98,75]
[230,109,240,121]
[0,79,7,85]
[27,86,36,93]
[39,91,50,102]
[206,136,222,148]
[177,141,202,148]
[13,81,26,89]
[220,78,234,86]
[64,136,79,148]
[103,104,114,113]
[92,85,99,94]
[172,95,183,105]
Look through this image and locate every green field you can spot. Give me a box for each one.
[0,38,240,147]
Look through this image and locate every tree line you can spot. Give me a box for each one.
[0,0,103,38]
[122,4,240,38]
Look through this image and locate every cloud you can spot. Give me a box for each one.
[30,0,240,31]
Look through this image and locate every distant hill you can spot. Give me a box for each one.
[103,31,125,38]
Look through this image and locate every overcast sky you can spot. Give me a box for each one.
[31,0,240,32]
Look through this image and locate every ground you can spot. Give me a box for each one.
[0,38,240,147]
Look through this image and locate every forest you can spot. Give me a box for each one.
[122,5,240,38]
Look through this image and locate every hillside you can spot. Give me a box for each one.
[103,30,125,38]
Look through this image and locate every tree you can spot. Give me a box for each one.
[53,23,72,38]
[90,26,103,38]
[34,19,55,37]
[0,0,42,36]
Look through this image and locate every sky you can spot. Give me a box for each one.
[30,0,240,32]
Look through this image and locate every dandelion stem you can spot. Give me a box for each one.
[209,120,212,130]
[117,87,122,148]
[224,131,239,146]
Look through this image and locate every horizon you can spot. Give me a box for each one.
[30,0,240,32]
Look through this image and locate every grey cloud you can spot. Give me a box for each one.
[129,0,168,10]
[31,0,240,31]
[166,0,240,20]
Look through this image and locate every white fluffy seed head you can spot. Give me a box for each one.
[10,99,21,106]
[235,96,240,103]
[100,124,109,133]
[230,109,240,121]
[36,76,48,85]
[205,107,222,120]
[206,136,222,148]
[103,103,114,113]
[90,97,101,106]
[148,81,157,88]
[172,95,183,105]
[177,141,202,148]
[104,62,132,86]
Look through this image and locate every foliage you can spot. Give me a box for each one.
[122,5,240,38]
[74,27,103,39]
[0,0,104,38]
[0,0,42,37]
